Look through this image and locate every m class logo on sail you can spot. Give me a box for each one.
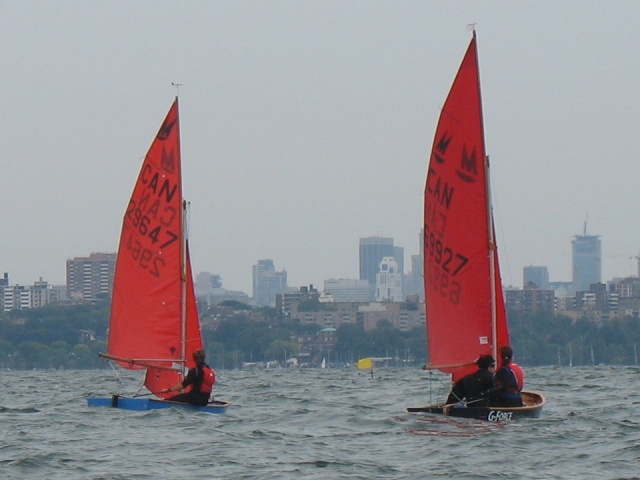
[455,145,478,183]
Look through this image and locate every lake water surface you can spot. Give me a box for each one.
[1,366,639,479]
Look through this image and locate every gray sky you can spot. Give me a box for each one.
[2,1,639,294]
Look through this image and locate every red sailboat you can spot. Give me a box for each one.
[407,32,544,421]
[88,98,229,413]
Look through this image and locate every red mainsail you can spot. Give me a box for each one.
[423,33,509,376]
[107,99,203,395]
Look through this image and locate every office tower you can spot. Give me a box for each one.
[405,230,424,300]
[359,236,393,286]
[375,257,403,302]
[252,259,287,307]
[360,237,395,300]
[66,252,116,302]
[572,233,601,292]
[359,236,405,301]
[523,266,549,290]
[195,272,222,296]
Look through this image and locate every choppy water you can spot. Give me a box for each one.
[1,366,639,479]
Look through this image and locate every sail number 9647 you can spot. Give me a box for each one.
[124,234,165,278]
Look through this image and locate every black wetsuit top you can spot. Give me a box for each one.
[446,369,495,406]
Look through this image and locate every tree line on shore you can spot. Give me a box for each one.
[1,301,639,369]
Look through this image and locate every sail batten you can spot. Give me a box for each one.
[424,34,509,375]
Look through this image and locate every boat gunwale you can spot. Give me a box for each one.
[407,390,546,414]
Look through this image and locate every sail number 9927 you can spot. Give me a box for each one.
[424,228,467,305]
[425,229,469,276]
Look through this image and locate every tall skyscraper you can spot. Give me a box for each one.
[252,259,287,307]
[375,257,403,302]
[359,236,394,281]
[66,252,116,302]
[572,233,601,292]
[405,229,424,300]
[523,266,549,290]
[359,236,405,301]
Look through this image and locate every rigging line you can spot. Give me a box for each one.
[109,361,133,396]
[489,168,513,287]
[424,369,455,405]
[133,375,146,397]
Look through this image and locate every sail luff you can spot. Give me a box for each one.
[175,95,187,379]
[180,199,188,378]
[486,156,498,363]
[471,32,498,362]
[472,30,499,362]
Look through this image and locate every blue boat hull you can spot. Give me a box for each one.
[87,396,229,414]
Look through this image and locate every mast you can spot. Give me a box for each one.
[487,156,498,363]
[472,30,498,362]
[176,96,187,378]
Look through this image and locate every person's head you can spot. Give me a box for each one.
[500,345,513,364]
[193,348,206,364]
[476,354,496,371]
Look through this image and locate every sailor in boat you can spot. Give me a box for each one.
[446,355,496,407]
[161,349,216,406]
[502,345,525,391]
[490,346,524,408]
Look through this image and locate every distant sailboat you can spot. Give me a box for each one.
[569,344,573,367]
[406,32,544,421]
[87,98,229,413]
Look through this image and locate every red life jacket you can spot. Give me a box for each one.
[510,362,525,391]
[200,365,216,394]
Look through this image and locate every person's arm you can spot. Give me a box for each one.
[161,383,184,393]
[161,369,194,393]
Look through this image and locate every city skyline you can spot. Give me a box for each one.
[5,226,640,301]
[3,4,640,294]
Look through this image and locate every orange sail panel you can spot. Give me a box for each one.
[493,225,510,352]
[144,367,182,399]
[184,245,204,370]
[108,99,195,371]
[423,34,508,374]
[145,249,203,397]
